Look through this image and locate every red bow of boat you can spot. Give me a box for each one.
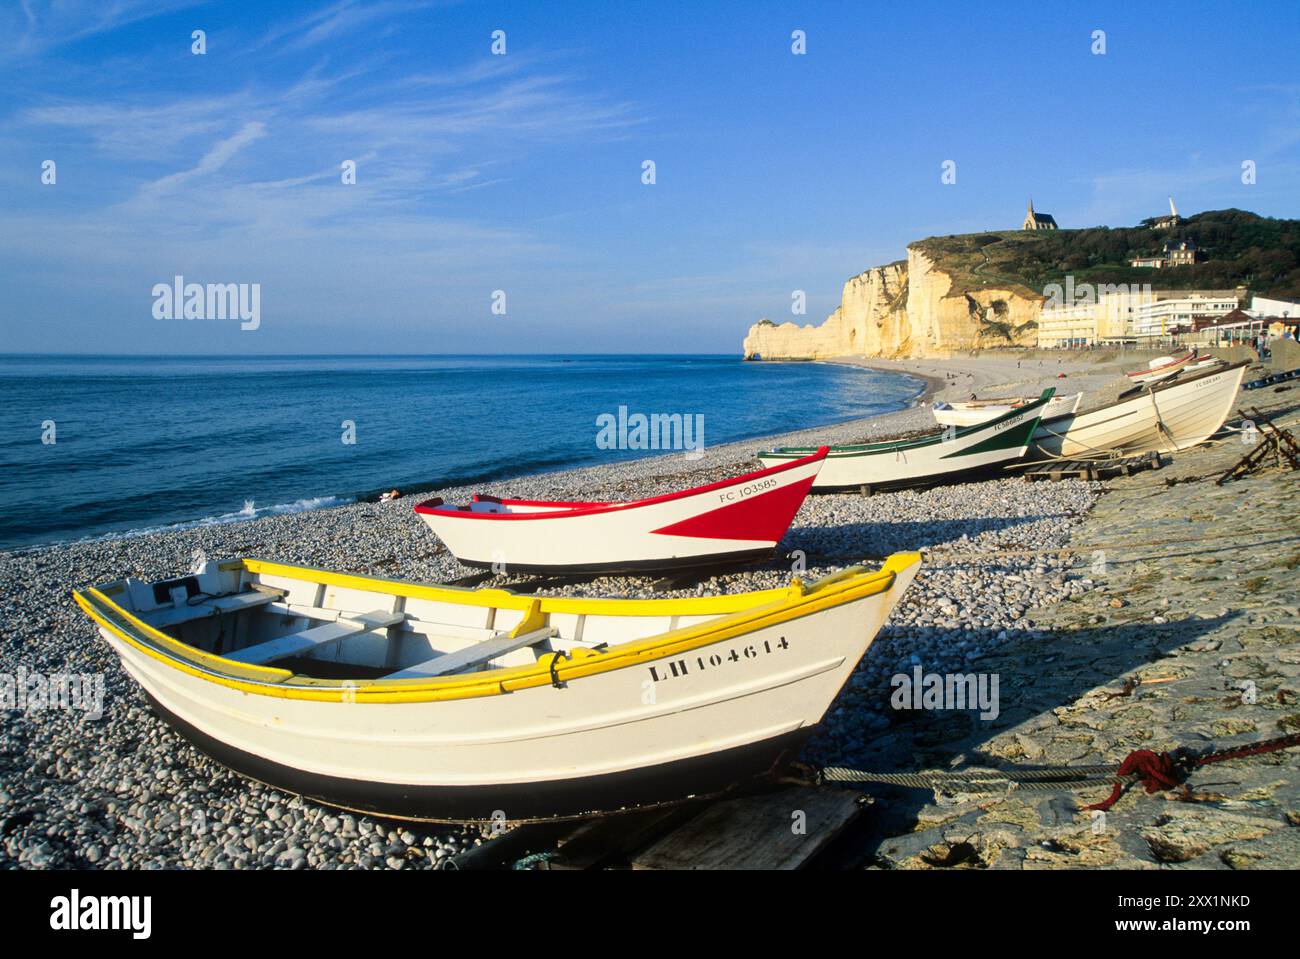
[412,446,829,574]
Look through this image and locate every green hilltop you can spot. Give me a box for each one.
[912,209,1300,301]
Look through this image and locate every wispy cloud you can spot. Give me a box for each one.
[0,0,205,62]
[0,3,648,351]
[1076,84,1300,225]
[254,0,436,55]
[141,120,267,196]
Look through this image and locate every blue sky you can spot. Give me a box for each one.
[2,0,1298,354]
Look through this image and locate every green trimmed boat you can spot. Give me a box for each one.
[758,389,1054,492]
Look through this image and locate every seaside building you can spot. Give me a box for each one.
[1038,287,1245,348]
[1130,289,1243,341]
[1248,295,1300,321]
[1215,297,1300,345]
[1037,293,1139,348]
[1189,308,1272,347]
[1021,199,1058,231]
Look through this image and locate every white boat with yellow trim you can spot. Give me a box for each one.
[74,553,920,823]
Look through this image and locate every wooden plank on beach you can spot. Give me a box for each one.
[629,786,866,871]
[1025,453,1161,483]
[547,804,704,870]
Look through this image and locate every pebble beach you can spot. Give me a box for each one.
[3,350,1297,870]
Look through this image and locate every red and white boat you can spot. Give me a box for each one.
[1126,351,1194,385]
[414,448,828,574]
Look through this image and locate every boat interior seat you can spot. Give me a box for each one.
[225,608,406,666]
[141,587,286,629]
[385,626,559,679]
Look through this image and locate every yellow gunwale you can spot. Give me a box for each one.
[73,553,920,704]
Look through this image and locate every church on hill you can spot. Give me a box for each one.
[1022,199,1058,231]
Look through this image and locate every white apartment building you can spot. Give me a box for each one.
[1037,293,1140,348]
[1039,288,1244,347]
[1130,291,1242,341]
[1249,296,1300,320]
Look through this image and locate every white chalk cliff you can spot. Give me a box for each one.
[743,247,1043,359]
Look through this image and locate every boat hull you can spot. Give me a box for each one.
[758,394,1050,492]
[140,688,812,822]
[1033,361,1247,459]
[83,555,920,823]
[415,448,826,574]
[933,393,1080,428]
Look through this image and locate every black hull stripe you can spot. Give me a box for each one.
[140,690,813,824]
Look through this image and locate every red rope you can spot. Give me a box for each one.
[1083,733,1300,812]
[1083,750,1185,812]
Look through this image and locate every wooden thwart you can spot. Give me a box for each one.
[386,627,558,679]
[145,588,284,628]
[226,608,405,665]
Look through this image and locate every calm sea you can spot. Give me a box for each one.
[0,355,922,550]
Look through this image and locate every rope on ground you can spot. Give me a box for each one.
[1081,731,1300,812]
[812,732,1300,809]
[818,765,1118,791]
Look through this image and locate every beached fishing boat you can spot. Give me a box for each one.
[1033,359,1248,458]
[1127,351,1194,385]
[756,390,1054,492]
[1115,354,1225,401]
[931,392,1081,428]
[414,447,827,574]
[1182,356,1224,375]
[73,553,921,823]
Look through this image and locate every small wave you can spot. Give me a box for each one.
[9,495,355,553]
[127,495,356,536]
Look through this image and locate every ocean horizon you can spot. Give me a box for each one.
[0,354,923,550]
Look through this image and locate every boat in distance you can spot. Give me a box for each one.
[756,389,1054,492]
[413,447,827,574]
[932,392,1081,427]
[1033,359,1248,459]
[73,553,921,823]
[1126,351,1195,385]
